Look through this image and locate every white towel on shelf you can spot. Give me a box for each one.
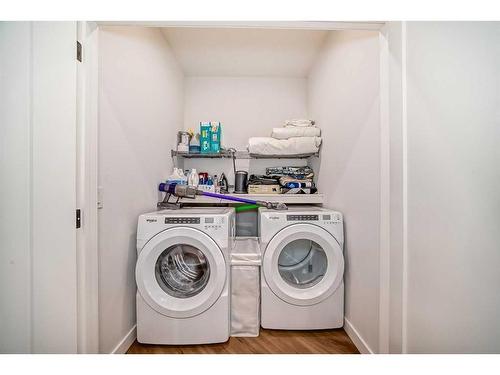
[248,136,322,155]
[271,126,321,139]
[284,119,315,127]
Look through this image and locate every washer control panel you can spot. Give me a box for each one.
[204,216,225,231]
[164,217,200,224]
[323,213,342,225]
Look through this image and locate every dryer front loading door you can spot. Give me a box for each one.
[263,223,344,306]
[136,227,226,318]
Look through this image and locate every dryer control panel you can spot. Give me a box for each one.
[285,213,342,223]
[287,214,319,221]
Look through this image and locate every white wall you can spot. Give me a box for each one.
[183,76,309,180]
[0,22,32,354]
[184,76,308,149]
[1,22,78,353]
[404,22,500,353]
[98,26,184,353]
[308,30,381,353]
[386,22,405,354]
[162,28,327,77]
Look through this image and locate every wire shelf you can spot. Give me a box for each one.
[171,149,319,159]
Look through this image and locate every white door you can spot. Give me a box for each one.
[136,227,227,318]
[0,22,78,353]
[263,224,344,306]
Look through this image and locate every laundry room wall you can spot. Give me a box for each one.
[308,29,381,353]
[182,76,309,180]
[1,22,33,353]
[183,76,308,150]
[404,21,500,353]
[98,26,184,353]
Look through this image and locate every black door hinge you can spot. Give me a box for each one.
[77,41,82,62]
[76,209,81,229]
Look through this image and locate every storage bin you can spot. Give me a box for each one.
[230,237,261,337]
[235,210,258,237]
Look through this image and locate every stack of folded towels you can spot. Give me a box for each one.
[248,119,322,155]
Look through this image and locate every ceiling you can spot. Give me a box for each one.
[161,28,329,77]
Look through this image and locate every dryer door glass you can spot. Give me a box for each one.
[278,239,327,289]
[155,244,210,298]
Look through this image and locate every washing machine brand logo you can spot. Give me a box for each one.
[268,216,280,220]
[146,218,157,223]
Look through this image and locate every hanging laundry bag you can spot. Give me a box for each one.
[230,237,261,337]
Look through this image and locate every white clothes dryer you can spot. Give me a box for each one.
[259,206,344,330]
[135,208,235,345]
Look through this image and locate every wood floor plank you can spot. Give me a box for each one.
[126,328,359,354]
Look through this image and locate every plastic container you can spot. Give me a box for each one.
[187,169,199,186]
[230,237,261,337]
[166,168,187,185]
[235,210,258,237]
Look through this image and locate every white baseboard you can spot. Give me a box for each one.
[111,325,137,354]
[344,318,374,354]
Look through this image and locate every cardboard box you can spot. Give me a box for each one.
[247,185,281,194]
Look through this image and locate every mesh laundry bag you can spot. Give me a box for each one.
[230,237,261,337]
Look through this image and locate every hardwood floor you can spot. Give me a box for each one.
[126,328,359,354]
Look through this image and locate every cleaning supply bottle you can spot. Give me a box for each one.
[167,168,187,185]
[188,168,199,187]
[213,174,219,193]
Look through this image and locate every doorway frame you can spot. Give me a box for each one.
[78,20,401,354]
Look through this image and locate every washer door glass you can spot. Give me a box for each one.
[155,244,210,298]
[278,239,327,289]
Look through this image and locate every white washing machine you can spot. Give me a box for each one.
[135,207,235,345]
[259,206,344,330]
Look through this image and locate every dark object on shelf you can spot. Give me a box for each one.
[281,187,318,195]
[247,174,280,186]
[234,171,248,194]
[265,166,314,179]
[218,173,229,193]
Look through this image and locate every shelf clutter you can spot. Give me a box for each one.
[167,119,322,207]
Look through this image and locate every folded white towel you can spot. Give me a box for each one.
[248,136,322,155]
[284,119,315,127]
[271,127,321,139]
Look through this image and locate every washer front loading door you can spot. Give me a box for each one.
[263,223,344,306]
[136,227,226,318]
